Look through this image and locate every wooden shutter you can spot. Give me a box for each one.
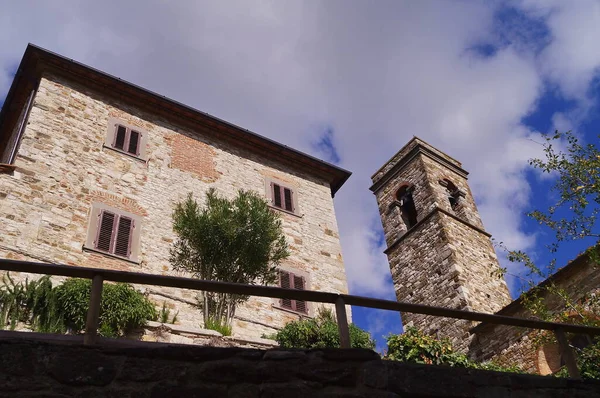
[284,188,293,212]
[114,125,127,150]
[293,275,307,313]
[273,184,282,208]
[128,130,140,155]
[114,216,133,257]
[96,211,116,252]
[279,271,293,309]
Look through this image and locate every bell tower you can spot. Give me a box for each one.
[370,137,511,349]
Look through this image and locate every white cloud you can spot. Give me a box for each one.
[1,1,600,301]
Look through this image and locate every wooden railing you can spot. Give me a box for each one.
[1,258,599,379]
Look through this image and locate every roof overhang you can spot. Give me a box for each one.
[0,44,351,197]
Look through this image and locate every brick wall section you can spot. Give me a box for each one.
[3,337,599,397]
[0,73,350,340]
[372,139,511,351]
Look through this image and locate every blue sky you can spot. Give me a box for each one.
[1,1,600,352]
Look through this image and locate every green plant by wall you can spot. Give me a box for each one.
[158,301,179,324]
[0,274,157,338]
[554,340,600,380]
[204,316,232,336]
[268,308,375,349]
[385,327,525,373]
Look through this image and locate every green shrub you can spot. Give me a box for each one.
[554,340,600,380]
[269,308,375,349]
[55,279,157,337]
[385,327,525,373]
[204,317,232,336]
[158,301,179,324]
[0,274,156,338]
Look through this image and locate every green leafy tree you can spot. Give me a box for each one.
[170,188,290,332]
[495,131,600,378]
[268,307,375,349]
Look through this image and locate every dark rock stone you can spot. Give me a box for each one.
[150,382,227,398]
[317,349,380,362]
[359,361,388,389]
[298,361,357,387]
[263,350,307,360]
[0,343,37,376]
[45,350,118,386]
[117,357,188,382]
[228,383,260,398]
[259,381,322,398]
[194,359,261,384]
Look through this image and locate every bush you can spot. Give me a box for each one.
[0,274,157,338]
[385,327,525,373]
[269,308,375,349]
[554,340,600,380]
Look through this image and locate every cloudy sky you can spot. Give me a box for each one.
[2,0,600,349]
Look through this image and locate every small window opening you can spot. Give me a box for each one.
[271,183,295,213]
[396,185,418,229]
[279,270,307,314]
[440,179,462,210]
[95,210,134,258]
[112,124,142,156]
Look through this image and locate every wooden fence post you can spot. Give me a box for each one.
[335,296,351,349]
[84,274,104,345]
[554,328,581,379]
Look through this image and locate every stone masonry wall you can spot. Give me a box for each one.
[0,72,350,341]
[470,256,600,373]
[3,337,599,397]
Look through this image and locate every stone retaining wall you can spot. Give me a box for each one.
[1,336,599,397]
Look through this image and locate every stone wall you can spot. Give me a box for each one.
[470,253,600,373]
[2,336,599,397]
[372,138,511,350]
[0,71,350,341]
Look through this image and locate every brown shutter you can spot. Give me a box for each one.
[279,271,292,309]
[273,184,282,208]
[114,125,127,150]
[114,216,133,257]
[128,130,140,155]
[96,211,115,252]
[293,275,307,313]
[284,188,293,212]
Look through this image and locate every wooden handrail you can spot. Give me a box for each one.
[0,258,597,379]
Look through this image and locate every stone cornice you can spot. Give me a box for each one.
[383,207,491,255]
[370,144,469,194]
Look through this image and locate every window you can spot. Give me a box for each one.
[266,179,298,214]
[440,179,463,210]
[279,270,307,314]
[396,185,418,229]
[84,202,142,262]
[104,117,148,160]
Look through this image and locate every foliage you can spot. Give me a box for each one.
[170,188,289,330]
[554,340,600,380]
[493,131,600,378]
[158,301,179,324]
[204,316,232,336]
[268,308,375,349]
[384,327,525,373]
[0,274,156,338]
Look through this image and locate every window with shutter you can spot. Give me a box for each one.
[105,118,147,160]
[268,179,298,215]
[278,270,308,314]
[91,208,135,259]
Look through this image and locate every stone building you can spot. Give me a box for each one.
[372,136,600,373]
[0,44,352,342]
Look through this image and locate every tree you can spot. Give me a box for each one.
[496,131,600,378]
[268,307,375,349]
[170,188,290,331]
